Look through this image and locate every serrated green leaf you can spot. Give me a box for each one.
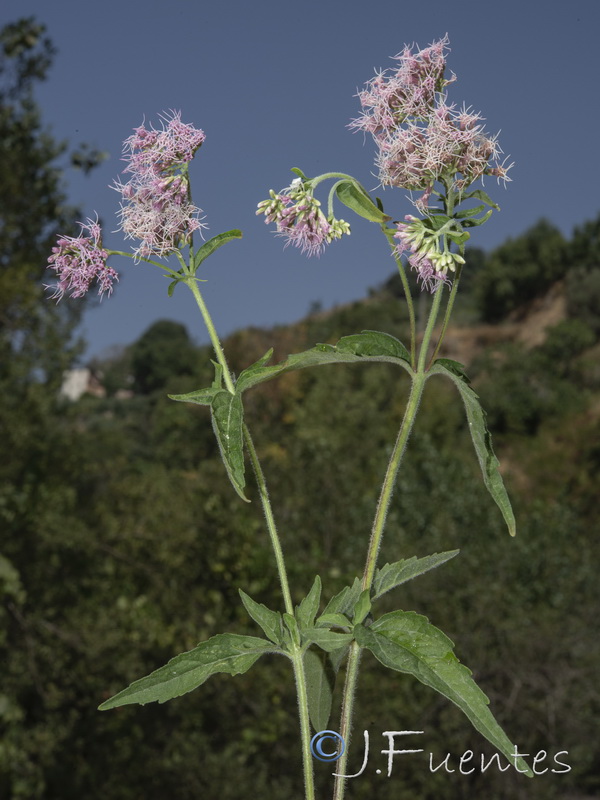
[168,387,221,406]
[460,188,500,211]
[430,361,516,536]
[454,204,486,219]
[355,612,532,776]
[316,613,351,629]
[296,576,322,628]
[303,627,354,652]
[304,647,336,732]
[239,589,283,645]
[211,391,248,502]
[98,633,276,710]
[335,181,390,222]
[335,330,410,363]
[283,613,301,646]
[235,331,412,394]
[321,577,362,617]
[461,209,494,228]
[373,551,460,601]
[352,589,371,625]
[193,230,242,271]
[169,361,225,407]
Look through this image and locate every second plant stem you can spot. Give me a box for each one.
[333,282,445,800]
[185,276,315,800]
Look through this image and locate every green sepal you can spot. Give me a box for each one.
[211,390,248,502]
[373,551,460,601]
[98,633,277,710]
[335,181,391,223]
[355,612,532,776]
[430,359,516,536]
[193,230,242,272]
[235,331,412,394]
[302,627,354,652]
[290,167,308,181]
[239,589,284,645]
[321,577,362,618]
[296,576,322,628]
[352,589,371,625]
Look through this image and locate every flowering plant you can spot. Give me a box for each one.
[47,38,531,799]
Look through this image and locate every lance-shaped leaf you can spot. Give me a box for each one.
[193,229,243,271]
[235,331,412,394]
[430,359,516,537]
[98,634,277,710]
[355,612,532,776]
[239,589,284,645]
[373,550,460,601]
[460,188,500,210]
[296,576,322,628]
[335,180,391,222]
[211,390,248,502]
[169,361,224,407]
[304,647,338,732]
[302,627,354,652]
[320,577,363,618]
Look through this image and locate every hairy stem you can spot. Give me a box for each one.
[332,282,445,800]
[185,277,314,799]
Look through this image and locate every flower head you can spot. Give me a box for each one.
[351,37,510,206]
[257,180,350,257]
[114,111,206,258]
[394,215,464,293]
[46,217,117,301]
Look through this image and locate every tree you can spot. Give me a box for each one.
[473,219,568,322]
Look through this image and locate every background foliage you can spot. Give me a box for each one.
[2,18,599,800]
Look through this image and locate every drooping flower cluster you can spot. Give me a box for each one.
[394,215,464,293]
[350,36,510,207]
[114,111,206,258]
[46,217,117,301]
[256,180,350,256]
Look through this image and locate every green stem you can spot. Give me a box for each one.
[428,265,462,368]
[242,423,294,616]
[291,645,317,800]
[184,276,314,800]
[332,282,445,800]
[383,227,417,368]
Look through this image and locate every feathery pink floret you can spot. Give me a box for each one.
[256,183,350,257]
[394,216,451,293]
[114,111,206,258]
[351,36,510,203]
[46,217,117,301]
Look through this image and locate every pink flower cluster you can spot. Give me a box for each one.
[256,182,350,257]
[46,217,117,301]
[350,36,510,206]
[114,111,206,258]
[394,215,451,293]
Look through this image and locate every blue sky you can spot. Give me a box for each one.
[3,0,599,359]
